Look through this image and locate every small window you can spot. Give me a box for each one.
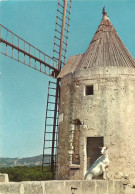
[85,85,93,95]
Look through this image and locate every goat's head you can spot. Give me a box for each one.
[100,146,108,155]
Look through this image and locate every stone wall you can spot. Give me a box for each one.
[57,66,135,180]
[0,180,124,194]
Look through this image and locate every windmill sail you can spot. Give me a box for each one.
[53,0,72,69]
[0,0,72,179]
[42,0,72,176]
[42,81,59,177]
[0,24,59,78]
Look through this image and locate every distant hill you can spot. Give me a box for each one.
[0,155,50,167]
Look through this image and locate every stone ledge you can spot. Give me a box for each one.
[62,66,135,82]
[0,180,124,194]
[69,164,80,169]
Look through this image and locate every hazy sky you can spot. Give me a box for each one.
[0,0,135,158]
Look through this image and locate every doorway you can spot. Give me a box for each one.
[87,137,103,170]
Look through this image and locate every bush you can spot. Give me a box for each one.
[0,166,53,182]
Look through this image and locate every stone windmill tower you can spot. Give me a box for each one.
[57,8,135,181]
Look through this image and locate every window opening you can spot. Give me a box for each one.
[85,85,93,95]
[87,137,103,170]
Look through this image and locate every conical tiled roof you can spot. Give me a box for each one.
[58,9,135,78]
[77,11,135,69]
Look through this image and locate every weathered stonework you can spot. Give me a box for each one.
[0,180,125,194]
[57,66,135,181]
[0,174,9,183]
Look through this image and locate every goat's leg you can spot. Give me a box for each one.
[104,170,110,180]
[103,171,107,180]
[105,166,109,179]
[101,165,107,180]
[85,173,93,180]
[102,165,109,180]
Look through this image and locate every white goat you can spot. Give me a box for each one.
[85,147,109,180]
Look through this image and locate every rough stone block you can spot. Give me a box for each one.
[96,180,108,194]
[107,180,114,194]
[82,180,96,194]
[23,182,44,194]
[104,136,111,146]
[59,113,64,123]
[0,183,21,194]
[90,67,99,76]
[0,174,9,183]
[65,180,82,194]
[94,83,99,91]
[44,181,64,194]
[113,180,124,194]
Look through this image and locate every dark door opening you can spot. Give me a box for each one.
[87,137,104,170]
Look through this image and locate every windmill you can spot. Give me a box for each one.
[0,0,72,177]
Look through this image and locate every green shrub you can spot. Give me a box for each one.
[0,166,53,182]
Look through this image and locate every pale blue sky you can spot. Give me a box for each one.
[0,0,135,158]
